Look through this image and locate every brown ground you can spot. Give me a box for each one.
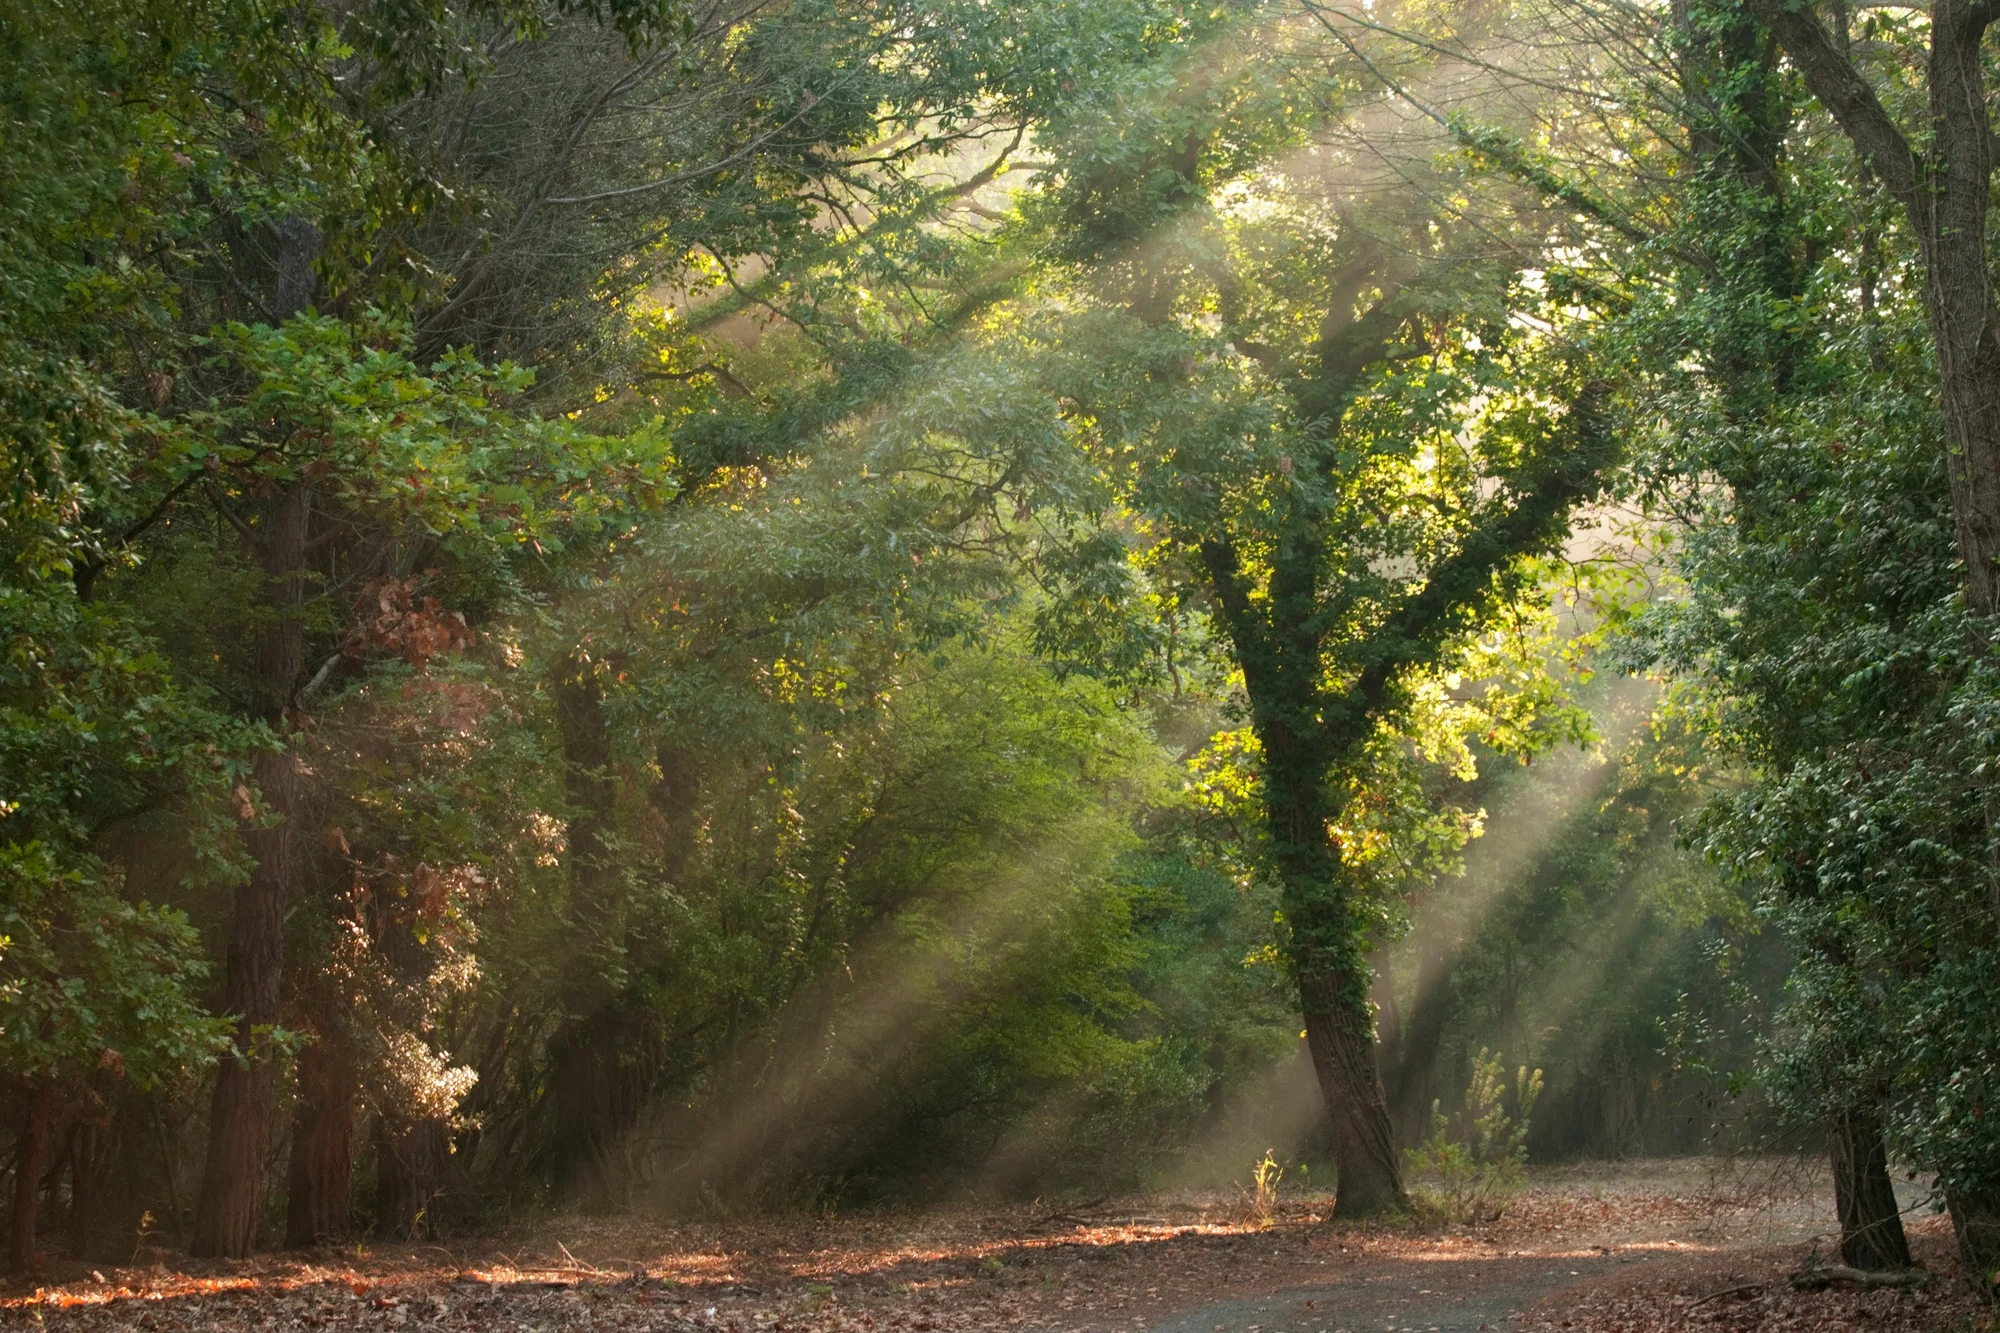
[6,1159,1985,1331]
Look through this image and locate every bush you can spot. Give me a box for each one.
[1405,1048,1542,1224]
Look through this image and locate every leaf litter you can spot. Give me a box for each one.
[5,1161,1983,1332]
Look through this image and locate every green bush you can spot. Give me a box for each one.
[1404,1049,1542,1224]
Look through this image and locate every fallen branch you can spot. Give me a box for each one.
[1035,1195,1111,1228]
[1790,1264,1928,1292]
[1688,1283,1764,1308]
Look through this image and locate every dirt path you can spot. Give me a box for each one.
[6,1161,1977,1332]
[1140,1250,1626,1333]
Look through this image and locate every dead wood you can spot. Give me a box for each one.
[1791,1264,1928,1292]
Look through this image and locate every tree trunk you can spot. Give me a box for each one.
[1948,1185,2000,1296]
[190,482,312,1258]
[375,1117,449,1239]
[190,216,321,1260]
[284,1033,355,1247]
[1919,1,2000,618]
[9,1081,55,1274]
[1298,967,1405,1217]
[1748,0,2000,616]
[1829,1107,1910,1270]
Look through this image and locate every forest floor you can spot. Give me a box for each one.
[6,1158,1984,1332]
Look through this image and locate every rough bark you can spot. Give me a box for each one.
[190,217,321,1260]
[375,1116,449,1239]
[189,482,312,1258]
[9,1081,55,1274]
[1298,968,1405,1216]
[284,1032,356,1247]
[1829,1106,1911,1270]
[1949,1185,2000,1294]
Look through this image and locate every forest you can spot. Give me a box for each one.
[2,0,1999,1327]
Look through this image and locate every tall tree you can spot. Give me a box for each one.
[1665,0,1910,1271]
[1015,7,1623,1212]
[1740,0,2000,618]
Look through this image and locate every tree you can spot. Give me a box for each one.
[1004,5,1622,1212]
[1738,0,2000,619]
[0,588,236,1270]
[1660,0,1910,1269]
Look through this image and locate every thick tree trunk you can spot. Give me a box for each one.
[190,218,320,1260]
[9,1081,55,1274]
[284,1033,355,1247]
[1749,0,2000,615]
[1828,1107,1910,1270]
[375,1117,449,1239]
[190,482,312,1258]
[1949,1185,2000,1296]
[1298,969,1405,1217]
[1919,2,2000,618]
[1927,289,2000,619]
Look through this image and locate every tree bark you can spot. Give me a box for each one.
[375,1116,449,1239]
[190,482,312,1258]
[190,216,321,1260]
[284,1032,356,1247]
[1949,1184,2000,1295]
[1829,1106,1911,1270]
[1916,0,2000,618]
[9,1081,55,1274]
[1298,968,1405,1216]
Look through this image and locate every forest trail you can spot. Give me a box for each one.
[5,1160,1972,1333]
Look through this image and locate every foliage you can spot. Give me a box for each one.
[1246,1148,1284,1228]
[0,845,230,1089]
[1405,1048,1541,1225]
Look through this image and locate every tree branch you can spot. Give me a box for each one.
[1746,0,1922,204]
[205,482,262,551]
[1327,384,1618,747]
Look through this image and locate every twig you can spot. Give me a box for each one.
[1034,1195,1111,1228]
[1688,1282,1763,1308]
[296,651,346,707]
[1791,1265,1928,1291]
[555,1240,610,1275]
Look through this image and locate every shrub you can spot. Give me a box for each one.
[1405,1049,1542,1224]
